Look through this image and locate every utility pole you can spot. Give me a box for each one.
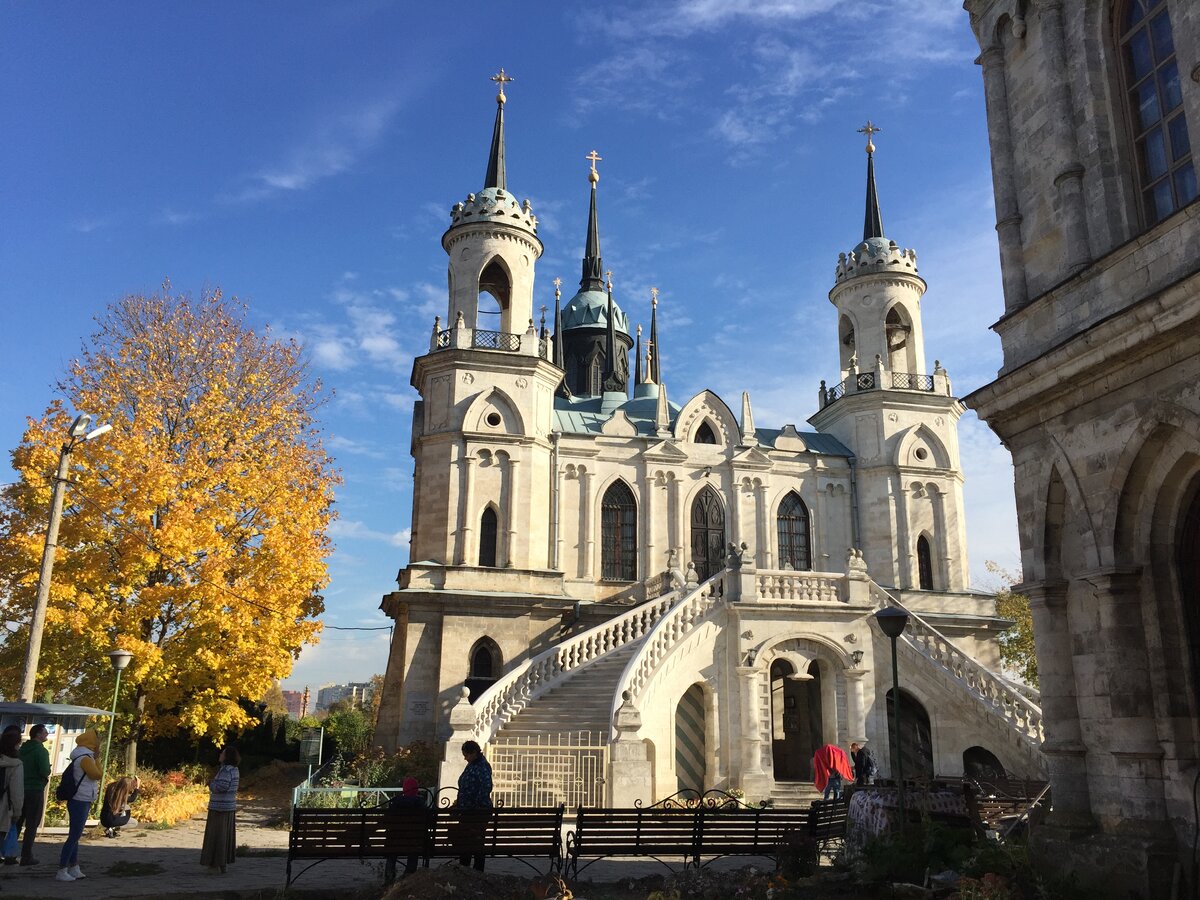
[19,413,112,702]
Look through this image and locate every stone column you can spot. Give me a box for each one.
[457,450,477,565]
[1080,568,1170,838]
[643,470,657,585]
[930,486,950,590]
[978,45,1028,312]
[894,476,913,588]
[504,457,520,567]
[813,482,826,569]
[439,687,476,791]
[757,483,772,568]
[609,692,654,806]
[730,476,744,549]
[844,669,869,744]
[1040,1,1092,272]
[1024,580,1094,830]
[579,468,593,579]
[735,666,771,800]
[672,476,686,569]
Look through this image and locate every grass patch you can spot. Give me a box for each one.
[105,860,165,877]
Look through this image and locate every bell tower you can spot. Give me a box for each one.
[810,123,969,594]
[405,71,562,572]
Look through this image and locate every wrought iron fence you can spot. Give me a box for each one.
[473,329,522,351]
[435,329,452,349]
[891,372,935,391]
[827,380,848,403]
[291,785,455,810]
[855,372,876,390]
[488,731,608,809]
[539,336,550,360]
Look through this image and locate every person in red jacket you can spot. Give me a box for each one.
[812,743,854,800]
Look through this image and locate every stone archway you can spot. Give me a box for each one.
[886,687,934,782]
[675,683,707,793]
[770,659,823,781]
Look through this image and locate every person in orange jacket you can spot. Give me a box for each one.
[57,729,102,882]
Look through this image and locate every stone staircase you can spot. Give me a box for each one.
[769,781,823,808]
[492,644,639,740]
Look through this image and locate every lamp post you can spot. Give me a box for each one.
[96,649,133,817]
[19,412,112,702]
[874,606,910,824]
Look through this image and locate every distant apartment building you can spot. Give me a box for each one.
[282,690,305,719]
[316,681,372,712]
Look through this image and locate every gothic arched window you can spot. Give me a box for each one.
[465,638,502,702]
[479,506,499,568]
[695,421,718,444]
[589,354,605,396]
[917,534,934,590]
[478,258,510,330]
[1119,0,1196,224]
[776,492,812,571]
[601,480,637,581]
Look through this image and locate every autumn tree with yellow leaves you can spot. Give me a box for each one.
[0,288,338,767]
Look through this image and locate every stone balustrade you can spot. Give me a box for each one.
[610,572,728,734]
[472,588,681,742]
[755,569,843,603]
[870,583,1044,748]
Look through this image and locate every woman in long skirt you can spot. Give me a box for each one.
[200,745,239,873]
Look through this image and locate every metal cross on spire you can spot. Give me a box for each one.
[586,150,603,184]
[491,68,515,103]
[605,269,614,290]
[553,276,562,298]
[650,286,659,308]
[857,120,881,155]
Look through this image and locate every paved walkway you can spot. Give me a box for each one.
[0,802,776,899]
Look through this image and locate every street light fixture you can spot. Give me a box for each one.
[874,606,910,824]
[19,412,112,702]
[95,649,134,818]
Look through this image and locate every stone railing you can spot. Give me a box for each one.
[755,569,843,603]
[471,589,681,743]
[870,583,1044,749]
[610,572,729,736]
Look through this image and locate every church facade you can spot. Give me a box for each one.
[964,0,1199,895]
[373,79,1045,805]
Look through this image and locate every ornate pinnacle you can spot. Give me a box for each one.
[553,276,562,300]
[857,120,881,155]
[650,286,659,309]
[491,68,515,105]
[586,149,602,184]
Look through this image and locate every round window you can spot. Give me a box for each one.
[486,412,502,428]
[915,447,929,461]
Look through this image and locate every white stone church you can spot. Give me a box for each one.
[373,78,1046,806]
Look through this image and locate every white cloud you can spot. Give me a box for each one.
[328,435,386,459]
[225,97,401,203]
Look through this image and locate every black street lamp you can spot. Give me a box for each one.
[874,606,910,824]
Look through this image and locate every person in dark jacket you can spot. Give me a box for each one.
[453,742,493,871]
[15,724,50,866]
[100,776,141,837]
[850,742,877,786]
[385,776,426,882]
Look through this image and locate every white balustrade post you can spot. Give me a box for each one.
[439,687,476,791]
[609,691,654,806]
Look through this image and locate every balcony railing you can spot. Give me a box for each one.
[820,370,941,408]
[473,329,521,351]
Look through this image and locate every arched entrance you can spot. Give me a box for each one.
[962,746,1006,782]
[690,486,725,582]
[1177,475,1200,699]
[886,688,934,782]
[675,684,707,792]
[770,660,823,781]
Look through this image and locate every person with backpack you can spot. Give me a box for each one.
[0,729,25,868]
[850,741,877,786]
[16,724,51,866]
[56,728,101,882]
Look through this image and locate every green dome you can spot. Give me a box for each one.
[560,288,631,336]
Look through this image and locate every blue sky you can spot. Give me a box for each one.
[0,1,1019,694]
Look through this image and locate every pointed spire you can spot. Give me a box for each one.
[580,151,605,292]
[740,391,757,445]
[655,382,671,437]
[552,277,564,369]
[649,287,661,384]
[484,69,515,190]
[634,324,643,386]
[858,120,884,240]
[604,270,617,386]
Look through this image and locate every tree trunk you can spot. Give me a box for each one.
[124,687,146,773]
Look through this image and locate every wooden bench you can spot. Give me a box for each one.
[288,806,433,886]
[966,779,1050,838]
[805,798,850,861]
[566,799,813,877]
[430,806,565,874]
[287,804,564,885]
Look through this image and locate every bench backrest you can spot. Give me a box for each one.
[696,808,811,853]
[573,807,701,855]
[291,807,433,857]
[807,798,850,839]
[429,806,564,857]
